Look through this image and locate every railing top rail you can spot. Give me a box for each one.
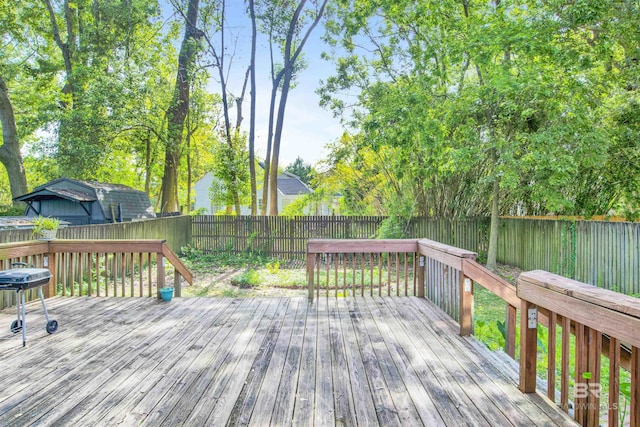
[417,238,477,259]
[0,241,50,259]
[161,242,193,284]
[307,239,420,254]
[462,258,520,308]
[49,239,166,254]
[520,270,640,318]
[518,270,640,348]
[417,238,476,270]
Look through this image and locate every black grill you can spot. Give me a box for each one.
[0,267,58,346]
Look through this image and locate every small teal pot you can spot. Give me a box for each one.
[159,287,174,302]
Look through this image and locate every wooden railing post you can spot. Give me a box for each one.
[505,303,517,358]
[519,299,537,393]
[174,272,182,297]
[156,252,165,299]
[459,273,473,336]
[417,255,425,298]
[307,252,315,301]
[44,252,57,298]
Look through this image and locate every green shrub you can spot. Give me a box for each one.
[231,268,261,288]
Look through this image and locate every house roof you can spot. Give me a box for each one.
[277,172,312,196]
[15,178,155,220]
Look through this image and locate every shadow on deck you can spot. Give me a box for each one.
[0,296,575,426]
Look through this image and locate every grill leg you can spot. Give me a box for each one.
[38,287,50,323]
[15,290,21,328]
[20,291,26,347]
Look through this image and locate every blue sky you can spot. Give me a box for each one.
[161,1,344,167]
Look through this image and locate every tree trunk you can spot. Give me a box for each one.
[0,76,28,206]
[248,0,258,216]
[266,0,328,215]
[144,129,151,194]
[43,0,76,100]
[161,0,200,213]
[486,177,500,271]
[268,66,294,215]
[261,81,278,215]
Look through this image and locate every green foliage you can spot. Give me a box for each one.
[30,215,60,235]
[319,0,640,219]
[209,132,251,213]
[285,157,314,186]
[231,268,261,288]
[0,205,25,216]
[180,245,275,269]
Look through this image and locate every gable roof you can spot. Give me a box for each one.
[277,172,312,196]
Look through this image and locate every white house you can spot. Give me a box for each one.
[193,171,336,215]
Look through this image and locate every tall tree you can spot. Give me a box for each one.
[40,0,162,179]
[0,76,28,205]
[257,0,329,215]
[285,156,313,186]
[247,0,258,215]
[198,0,251,215]
[162,0,202,213]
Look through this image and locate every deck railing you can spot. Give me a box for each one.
[0,240,193,309]
[306,239,420,299]
[518,271,639,426]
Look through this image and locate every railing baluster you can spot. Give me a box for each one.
[377,254,382,296]
[574,323,586,424]
[325,254,330,296]
[138,253,143,297]
[632,346,640,426]
[352,254,356,297]
[130,253,134,297]
[547,312,557,402]
[609,337,620,427]
[333,254,340,297]
[342,253,346,296]
[360,253,364,297]
[147,253,152,297]
[561,315,570,412]
[87,254,92,296]
[369,254,373,297]
[587,329,601,426]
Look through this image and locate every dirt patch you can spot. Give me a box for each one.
[493,263,523,286]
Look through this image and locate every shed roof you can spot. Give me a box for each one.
[15,178,155,221]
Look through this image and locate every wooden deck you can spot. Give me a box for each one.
[0,296,575,426]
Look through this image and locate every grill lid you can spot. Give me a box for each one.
[0,268,52,284]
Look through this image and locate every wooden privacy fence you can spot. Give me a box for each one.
[195,215,639,295]
[498,218,640,295]
[192,215,486,258]
[0,216,192,254]
[0,240,193,310]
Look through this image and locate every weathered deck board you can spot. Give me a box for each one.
[0,296,577,426]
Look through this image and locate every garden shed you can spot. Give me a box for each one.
[14,178,155,225]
